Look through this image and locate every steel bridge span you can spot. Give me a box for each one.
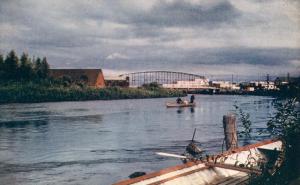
[119,71,205,87]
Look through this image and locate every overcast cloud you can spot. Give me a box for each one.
[0,0,299,77]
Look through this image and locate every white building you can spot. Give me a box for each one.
[162,78,209,89]
[250,81,277,90]
[210,81,240,90]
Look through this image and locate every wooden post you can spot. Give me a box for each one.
[223,113,238,150]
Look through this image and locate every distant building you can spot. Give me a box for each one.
[162,78,209,89]
[250,81,276,90]
[209,81,240,90]
[49,69,105,88]
[240,81,278,91]
[274,77,289,86]
[246,86,255,92]
[105,76,129,87]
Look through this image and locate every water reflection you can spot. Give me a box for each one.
[175,107,194,114]
[54,114,103,122]
[0,120,48,128]
[176,108,182,114]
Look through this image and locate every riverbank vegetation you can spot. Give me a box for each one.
[248,98,300,185]
[276,78,300,99]
[236,98,300,185]
[0,81,185,103]
[0,50,185,103]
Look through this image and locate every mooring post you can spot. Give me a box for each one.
[223,113,238,150]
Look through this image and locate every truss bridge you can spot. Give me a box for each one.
[119,71,205,87]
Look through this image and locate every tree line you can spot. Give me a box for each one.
[0,50,50,81]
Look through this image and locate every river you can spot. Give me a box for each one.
[0,95,275,185]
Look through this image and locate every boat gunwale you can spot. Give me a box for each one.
[113,138,279,185]
[165,102,196,108]
[112,161,203,185]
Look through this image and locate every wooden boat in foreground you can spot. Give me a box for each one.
[166,102,196,108]
[113,139,283,185]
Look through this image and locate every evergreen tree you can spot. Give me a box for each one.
[19,53,33,80]
[4,50,19,80]
[0,54,4,80]
[34,57,42,79]
[40,57,49,79]
[0,54,3,69]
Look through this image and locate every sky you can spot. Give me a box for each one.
[0,0,299,78]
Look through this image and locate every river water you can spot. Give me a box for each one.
[0,95,275,185]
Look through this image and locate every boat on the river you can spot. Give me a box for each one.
[166,102,196,108]
[113,139,283,185]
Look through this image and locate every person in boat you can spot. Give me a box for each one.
[190,94,195,103]
[176,97,183,104]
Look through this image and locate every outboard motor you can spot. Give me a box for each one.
[182,129,204,162]
[186,142,203,157]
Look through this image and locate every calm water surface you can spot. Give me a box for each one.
[0,95,275,185]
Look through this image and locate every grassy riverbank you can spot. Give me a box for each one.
[0,81,186,103]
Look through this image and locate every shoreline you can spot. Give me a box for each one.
[0,94,188,105]
[0,83,186,104]
[1,82,296,104]
[0,91,278,105]
[188,89,297,98]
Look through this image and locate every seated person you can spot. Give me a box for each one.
[176,97,183,104]
[190,95,195,103]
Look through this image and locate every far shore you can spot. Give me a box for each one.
[0,82,186,104]
[1,85,293,104]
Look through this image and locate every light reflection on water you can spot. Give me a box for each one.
[0,95,275,185]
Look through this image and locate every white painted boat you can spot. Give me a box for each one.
[166,102,196,108]
[113,139,283,185]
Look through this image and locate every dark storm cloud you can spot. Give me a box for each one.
[186,48,300,65]
[101,47,300,69]
[110,0,241,39]
[118,1,240,28]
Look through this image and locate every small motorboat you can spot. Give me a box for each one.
[166,101,196,108]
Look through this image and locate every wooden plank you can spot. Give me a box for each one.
[219,175,249,185]
[210,172,248,185]
[210,176,236,185]
[112,161,202,185]
[220,139,279,155]
[205,162,262,175]
[148,166,210,185]
[235,176,250,185]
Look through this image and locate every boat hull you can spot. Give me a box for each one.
[113,139,283,185]
[166,102,196,108]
